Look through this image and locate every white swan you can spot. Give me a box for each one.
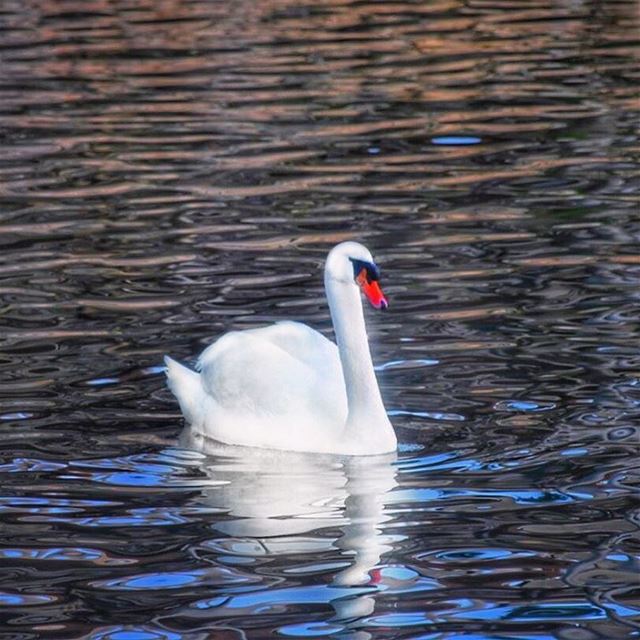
[164,241,396,455]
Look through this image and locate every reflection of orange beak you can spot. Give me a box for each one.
[357,269,388,310]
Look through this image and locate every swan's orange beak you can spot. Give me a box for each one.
[356,269,388,310]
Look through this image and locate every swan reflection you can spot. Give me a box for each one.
[180,428,398,624]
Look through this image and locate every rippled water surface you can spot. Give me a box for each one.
[1,0,639,638]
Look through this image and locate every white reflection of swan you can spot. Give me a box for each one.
[181,429,398,623]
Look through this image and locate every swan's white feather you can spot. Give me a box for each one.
[168,321,349,452]
[200,321,346,416]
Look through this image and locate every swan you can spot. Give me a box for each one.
[164,241,397,455]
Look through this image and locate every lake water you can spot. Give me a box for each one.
[0,0,639,638]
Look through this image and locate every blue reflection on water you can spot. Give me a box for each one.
[279,621,346,636]
[86,377,120,386]
[397,451,457,470]
[397,443,425,453]
[432,548,535,562]
[412,635,557,640]
[90,471,168,487]
[113,572,199,590]
[376,358,439,371]
[48,507,200,528]
[142,365,167,375]
[70,456,183,474]
[494,400,556,412]
[62,453,208,488]
[431,136,482,145]
[0,495,116,515]
[88,627,182,640]
[93,566,255,591]
[0,412,33,420]
[0,591,56,606]
[0,457,66,472]
[449,601,640,621]
[389,409,465,421]
[390,487,586,506]
[0,547,102,561]
[561,447,588,457]
[365,612,430,627]
[365,600,640,628]
[193,584,375,611]
[397,452,497,474]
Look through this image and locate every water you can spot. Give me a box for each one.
[0,0,639,637]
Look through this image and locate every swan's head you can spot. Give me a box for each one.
[325,242,388,310]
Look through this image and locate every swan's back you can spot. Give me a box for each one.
[198,321,337,372]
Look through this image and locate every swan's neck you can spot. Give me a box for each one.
[325,275,393,446]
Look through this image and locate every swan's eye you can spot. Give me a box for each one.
[350,258,380,283]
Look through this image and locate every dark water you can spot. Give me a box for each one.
[1,0,639,638]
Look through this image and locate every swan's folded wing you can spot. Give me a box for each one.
[198,328,346,423]
[255,321,340,369]
[195,322,335,371]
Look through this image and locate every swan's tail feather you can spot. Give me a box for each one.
[164,355,204,426]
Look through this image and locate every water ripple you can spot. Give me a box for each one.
[0,0,638,636]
